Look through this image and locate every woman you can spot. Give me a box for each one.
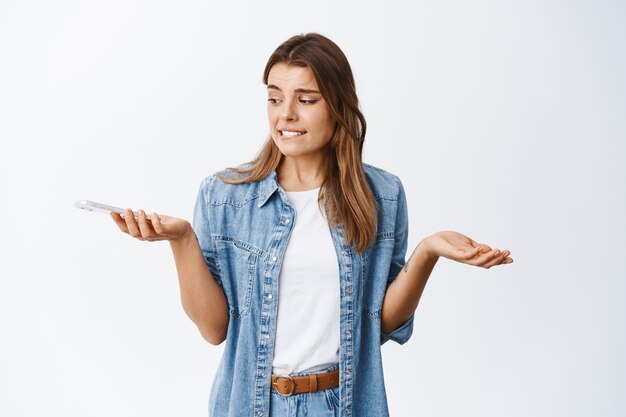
[111,33,512,417]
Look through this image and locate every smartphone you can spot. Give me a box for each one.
[74,200,152,221]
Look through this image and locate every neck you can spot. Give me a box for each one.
[277,155,325,192]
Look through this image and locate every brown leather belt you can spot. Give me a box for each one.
[271,369,339,397]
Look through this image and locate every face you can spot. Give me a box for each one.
[267,63,336,160]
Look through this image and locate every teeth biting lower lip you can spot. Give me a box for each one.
[280,130,305,137]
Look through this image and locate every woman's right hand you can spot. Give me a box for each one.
[111,209,193,242]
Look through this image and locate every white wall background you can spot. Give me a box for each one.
[1,1,624,416]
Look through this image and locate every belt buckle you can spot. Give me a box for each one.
[273,374,296,397]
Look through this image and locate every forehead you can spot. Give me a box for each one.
[267,63,319,91]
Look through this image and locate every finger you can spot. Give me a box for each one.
[123,208,143,239]
[494,250,513,266]
[477,244,492,254]
[465,248,499,266]
[455,245,484,261]
[482,250,511,269]
[136,209,157,241]
[151,212,166,235]
[111,212,129,233]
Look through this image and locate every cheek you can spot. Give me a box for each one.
[310,109,335,135]
[267,107,279,128]
[321,117,336,140]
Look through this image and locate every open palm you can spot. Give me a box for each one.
[111,209,192,242]
[425,230,513,269]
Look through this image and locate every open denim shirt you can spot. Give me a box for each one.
[192,163,415,417]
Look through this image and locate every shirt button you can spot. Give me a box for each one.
[263,334,270,339]
[261,372,267,378]
[341,250,346,255]
[271,256,277,262]
[345,330,352,336]
[284,219,290,224]
[345,286,352,294]
[257,412,263,416]
[266,294,273,300]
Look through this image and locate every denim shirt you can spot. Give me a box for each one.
[192,163,415,417]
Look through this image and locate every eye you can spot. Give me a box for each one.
[267,98,281,104]
[300,99,319,105]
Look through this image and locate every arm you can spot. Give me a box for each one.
[381,238,438,334]
[169,226,229,345]
[381,231,514,334]
[111,209,229,345]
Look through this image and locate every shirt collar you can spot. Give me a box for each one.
[258,170,280,208]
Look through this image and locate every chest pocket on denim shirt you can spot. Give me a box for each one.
[213,238,259,317]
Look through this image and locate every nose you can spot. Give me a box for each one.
[280,98,297,121]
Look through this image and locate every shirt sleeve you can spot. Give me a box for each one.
[380,177,415,345]
[192,175,223,288]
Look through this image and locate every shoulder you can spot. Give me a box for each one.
[363,163,404,200]
[198,163,265,206]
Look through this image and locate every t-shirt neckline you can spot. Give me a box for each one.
[284,187,321,195]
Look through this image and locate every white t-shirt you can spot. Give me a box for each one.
[271,187,340,375]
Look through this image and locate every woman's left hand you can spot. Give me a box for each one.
[422,231,513,269]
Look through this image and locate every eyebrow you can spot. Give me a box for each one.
[267,84,321,94]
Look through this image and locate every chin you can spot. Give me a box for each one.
[277,148,308,158]
[272,140,302,157]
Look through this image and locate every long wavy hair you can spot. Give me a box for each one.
[218,33,376,252]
